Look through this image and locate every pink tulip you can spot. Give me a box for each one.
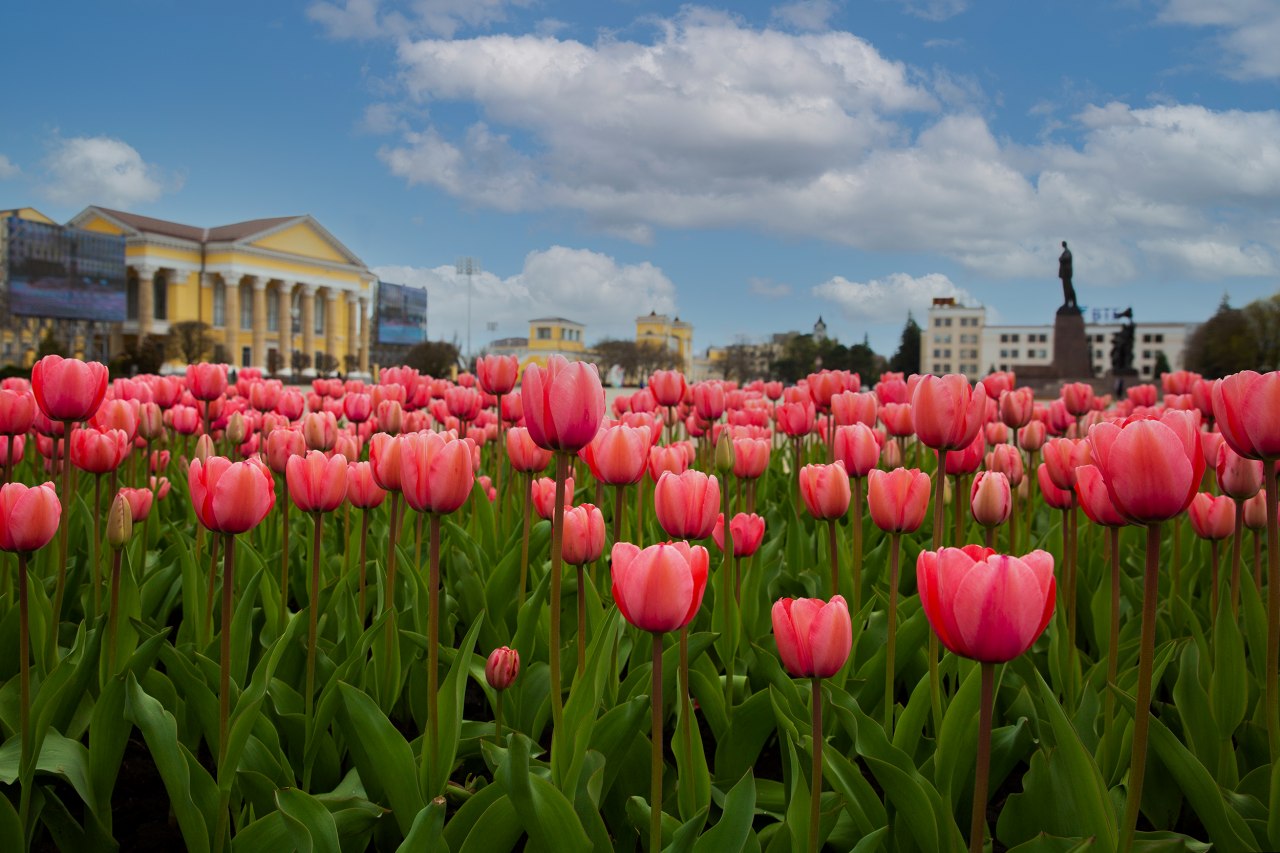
[1213,371,1280,460]
[346,460,387,509]
[582,424,651,485]
[118,487,154,523]
[561,504,606,565]
[1037,463,1077,510]
[485,646,520,690]
[506,426,553,473]
[1073,465,1127,527]
[867,467,930,533]
[0,389,36,436]
[0,482,61,553]
[912,374,987,451]
[713,512,766,557]
[185,363,227,402]
[476,354,520,396]
[1188,492,1235,541]
[400,432,475,515]
[654,470,719,539]
[771,596,852,678]
[521,355,606,452]
[970,471,1011,527]
[1216,444,1264,500]
[732,437,771,480]
[189,456,276,534]
[610,540,709,633]
[834,424,880,477]
[1087,410,1204,523]
[70,428,130,474]
[32,355,109,422]
[799,462,851,520]
[532,476,574,520]
[287,450,349,514]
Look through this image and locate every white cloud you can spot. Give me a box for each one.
[898,0,968,22]
[309,0,529,40]
[771,0,839,32]
[749,277,792,298]
[359,103,407,134]
[0,155,19,179]
[1159,0,1280,79]
[368,10,1280,285]
[40,136,176,208]
[814,272,973,321]
[372,246,679,346]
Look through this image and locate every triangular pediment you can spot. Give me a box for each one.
[244,217,365,268]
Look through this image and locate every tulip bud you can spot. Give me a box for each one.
[226,411,248,445]
[970,471,1011,528]
[714,432,733,474]
[138,402,165,441]
[485,646,520,690]
[194,433,215,463]
[107,492,133,550]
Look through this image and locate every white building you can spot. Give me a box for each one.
[927,298,1197,379]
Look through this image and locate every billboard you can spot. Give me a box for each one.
[375,280,428,346]
[3,218,127,321]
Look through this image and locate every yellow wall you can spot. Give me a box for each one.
[250,223,350,264]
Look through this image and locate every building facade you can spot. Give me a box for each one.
[67,206,375,375]
[636,311,694,375]
[927,297,1196,380]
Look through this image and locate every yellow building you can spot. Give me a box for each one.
[522,316,586,368]
[65,206,375,375]
[636,311,693,375]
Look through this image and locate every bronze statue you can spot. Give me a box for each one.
[1058,241,1078,311]
[1110,307,1135,375]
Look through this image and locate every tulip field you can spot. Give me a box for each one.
[3,355,1280,853]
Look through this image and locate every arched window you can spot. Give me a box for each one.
[267,284,280,332]
[314,294,325,335]
[213,279,226,327]
[240,284,253,329]
[153,272,168,320]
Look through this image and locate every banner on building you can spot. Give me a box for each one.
[2,218,127,321]
[375,280,428,346]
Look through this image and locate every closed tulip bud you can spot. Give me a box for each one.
[776,401,815,437]
[0,482,62,553]
[970,471,1011,527]
[732,437,770,480]
[945,431,985,476]
[655,470,720,539]
[581,424,648,485]
[998,388,1034,429]
[985,443,1025,487]
[0,389,36,436]
[188,456,276,534]
[346,460,387,508]
[912,375,987,451]
[649,370,687,407]
[368,433,405,492]
[880,439,903,468]
[917,545,1055,663]
[287,450,349,514]
[713,512,765,557]
[648,444,689,481]
[1244,490,1267,530]
[693,381,726,421]
[150,476,171,500]
[799,462,851,520]
[334,432,361,464]
[225,411,248,445]
[1073,465,1127,527]
[1061,382,1094,416]
[1216,443,1264,500]
[1188,492,1235,541]
[32,355,109,422]
[185,363,227,402]
[867,467,931,533]
[879,403,915,438]
[107,492,132,550]
[137,402,164,441]
[562,504,605,565]
[401,432,475,515]
[194,433,215,463]
[1042,437,1091,490]
[831,391,878,427]
[1201,432,1224,469]
[714,432,733,474]
[1037,463,1077,510]
[265,427,306,475]
[302,411,337,451]
[170,405,201,436]
[522,355,606,452]
[532,475,574,520]
[611,541,709,633]
[771,596,852,678]
[343,393,372,424]
[1018,420,1047,453]
[477,354,520,396]
[485,646,520,690]
[1087,410,1203,523]
[506,426,554,473]
[0,435,25,466]
[70,427,130,474]
[118,486,154,522]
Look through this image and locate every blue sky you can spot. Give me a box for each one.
[3,0,1279,357]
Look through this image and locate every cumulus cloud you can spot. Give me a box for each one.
[898,0,968,22]
[813,272,972,321]
[40,136,176,208]
[367,9,1280,285]
[309,0,529,39]
[372,246,679,346]
[1159,0,1280,79]
[771,0,839,31]
[0,154,19,179]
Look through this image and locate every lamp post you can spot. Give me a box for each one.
[456,257,480,368]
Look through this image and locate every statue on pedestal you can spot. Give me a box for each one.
[1110,307,1135,376]
[1058,241,1079,312]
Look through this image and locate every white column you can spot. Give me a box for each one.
[134,265,156,338]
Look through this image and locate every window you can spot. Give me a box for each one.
[1011,334,1020,343]
[537,327,552,340]
[213,280,226,327]
[291,290,301,334]
[1142,334,1151,343]
[943,348,952,358]
[1155,334,1164,343]
[943,318,952,327]
[241,346,252,368]
[267,290,280,332]
[1000,334,1008,343]
[933,363,943,373]
[241,285,253,329]
[999,349,1008,358]
[1142,349,1152,359]
[1010,349,1020,358]
[154,274,167,320]
[126,272,139,320]
[1142,365,1152,375]
[1095,349,1103,360]
[933,348,943,358]
[314,299,325,335]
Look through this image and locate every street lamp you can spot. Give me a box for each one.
[456,256,480,366]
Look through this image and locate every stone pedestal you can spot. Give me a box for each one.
[1053,307,1093,379]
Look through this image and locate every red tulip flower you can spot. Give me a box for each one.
[610,540,709,633]
[506,426,553,473]
[188,456,276,534]
[912,374,987,451]
[485,646,520,691]
[772,595,852,678]
[713,512,765,557]
[32,355,109,422]
[70,428,130,474]
[117,486,155,523]
[654,470,720,539]
[561,504,605,566]
[834,424,880,477]
[649,370,687,407]
[532,475,574,520]
[477,354,520,396]
[287,450,349,514]
[582,423,651,485]
[867,468,930,533]
[1087,410,1203,524]
[917,545,1056,663]
[1042,437,1091,491]
[521,355,605,453]
[1073,465,1127,527]
[1189,492,1235,541]
[1061,382,1094,417]
[185,363,227,403]
[732,437,771,479]
[0,389,36,436]
[1216,444,1263,500]
[970,472,1011,528]
[692,381,726,421]
[799,462,851,520]
[400,431,475,515]
[0,482,61,553]
[346,460,387,509]
[265,427,306,476]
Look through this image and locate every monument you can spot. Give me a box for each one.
[1010,239,1096,391]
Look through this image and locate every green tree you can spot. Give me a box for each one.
[1152,349,1171,381]
[404,340,460,377]
[37,327,65,360]
[889,312,921,375]
[1183,297,1257,378]
[167,321,214,364]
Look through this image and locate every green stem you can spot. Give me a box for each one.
[827,519,839,599]
[722,474,735,715]
[305,512,322,730]
[50,422,75,658]
[494,690,504,743]
[885,534,900,735]
[17,552,32,843]
[650,634,664,853]
[810,677,823,853]
[1105,525,1120,731]
[279,490,290,635]
[204,533,221,647]
[577,564,587,678]
[1265,463,1279,763]
[1230,500,1243,617]
[519,474,532,606]
[107,549,122,676]
[428,513,442,793]
[969,662,994,853]
[92,474,102,618]
[550,452,568,732]
[851,477,863,615]
[1120,522,1162,852]
[357,509,369,627]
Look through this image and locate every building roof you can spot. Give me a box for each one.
[528,316,583,326]
[93,207,300,243]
